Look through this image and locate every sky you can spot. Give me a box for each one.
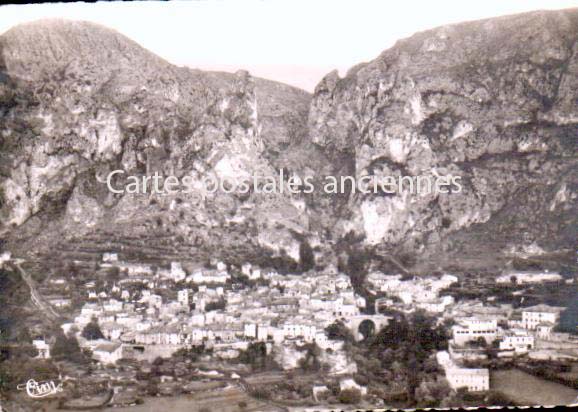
[1,0,577,91]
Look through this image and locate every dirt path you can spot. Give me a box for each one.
[12,260,60,321]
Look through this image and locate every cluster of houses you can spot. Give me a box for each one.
[439,301,573,392]
[65,256,371,365]
[20,250,574,397]
[365,270,576,393]
[366,272,458,313]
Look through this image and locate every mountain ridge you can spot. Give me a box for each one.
[0,10,576,276]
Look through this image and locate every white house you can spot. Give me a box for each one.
[33,339,50,359]
[248,268,262,280]
[0,251,11,267]
[244,323,257,339]
[48,297,71,308]
[103,299,123,313]
[190,269,230,284]
[339,378,368,396]
[521,305,564,330]
[241,263,252,276]
[437,351,489,392]
[418,298,453,313]
[148,294,163,309]
[178,289,191,306]
[366,272,402,292]
[497,271,562,284]
[92,343,124,364]
[445,368,490,392]
[169,262,186,281]
[101,322,125,341]
[102,252,119,263]
[536,324,554,339]
[282,322,318,341]
[335,303,359,317]
[257,324,269,341]
[499,330,535,353]
[452,318,498,346]
[118,262,153,277]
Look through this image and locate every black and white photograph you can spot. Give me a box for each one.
[0,1,577,411]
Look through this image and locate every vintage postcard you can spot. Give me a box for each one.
[0,1,577,411]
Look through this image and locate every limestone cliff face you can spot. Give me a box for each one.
[0,20,314,265]
[0,11,576,273]
[308,10,577,268]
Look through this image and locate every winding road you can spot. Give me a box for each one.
[10,259,60,321]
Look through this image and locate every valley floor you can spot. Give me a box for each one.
[490,369,578,406]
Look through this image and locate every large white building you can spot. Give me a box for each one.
[445,368,490,392]
[521,305,564,330]
[437,351,490,392]
[496,271,562,284]
[452,318,498,345]
[189,269,230,284]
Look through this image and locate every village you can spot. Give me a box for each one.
[367,270,578,393]
[3,249,577,409]
[66,253,375,370]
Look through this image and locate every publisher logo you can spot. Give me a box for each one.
[16,379,63,398]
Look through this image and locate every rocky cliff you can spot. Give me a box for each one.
[0,11,576,274]
[309,9,577,272]
[0,19,318,269]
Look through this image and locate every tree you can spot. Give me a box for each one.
[81,319,104,340]
[205,298,226,312]
[237,342,277,371]
[415,378,452,407]
[358,319,376,340]
[325,321,354,342]
[106,266,121,283]
[64,261,79,277]
[298,343,321,372]
[363,311,450,402]
[51,332,85,363]
[146,381,159,396]
[298,239,315,272]
[339,388,362,404]
[172,344,206,362]
[249,386,271,400]
[469,337,487,348]
[486,391,516,406]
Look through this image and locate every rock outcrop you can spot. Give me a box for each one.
[0,10,576,274]
[308,9,577,270]
[0,20,316,267]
